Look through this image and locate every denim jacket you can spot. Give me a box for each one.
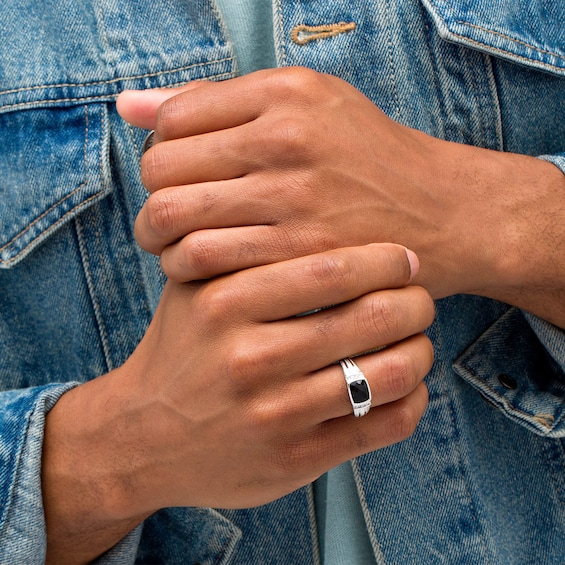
[1,1,565,563]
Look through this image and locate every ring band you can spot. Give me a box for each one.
[142,130,155,154]
[340,358,372,417]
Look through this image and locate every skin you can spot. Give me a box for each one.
[42,244,435,563]
[118,67,565,328]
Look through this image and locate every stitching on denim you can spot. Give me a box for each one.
[351,459,386,564]
[0,107,97,264]
[446,395,493,562]
[449,31,565,72]
[463,363,558,432]
[541,440,565,509]
[0,71,236,112]
[384,0,401,121]
[457,20,565,61]
[291,22,356,46]
[306,484,322,565]
[0,57,235,97]
[74,214,113,371]
[272,0,287,66]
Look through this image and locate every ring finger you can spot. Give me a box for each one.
[287,334,433,424]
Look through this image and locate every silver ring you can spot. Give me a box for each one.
[142,130,155,154]
[339,358,371,417]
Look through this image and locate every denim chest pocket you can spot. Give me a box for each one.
[421,0,565,76]
[0,1,235,268]
[0,103,111,268]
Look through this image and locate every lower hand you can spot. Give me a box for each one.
[42,244,434,556]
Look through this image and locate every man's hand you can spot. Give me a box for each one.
[118,67,565,326]
[42,244,434,563]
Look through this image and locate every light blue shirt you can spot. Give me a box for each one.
[214,1,376,562]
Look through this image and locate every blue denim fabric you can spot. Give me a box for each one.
[1,1,565,563]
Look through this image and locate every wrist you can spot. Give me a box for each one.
[450,149,565,325]
[42,366,156,562]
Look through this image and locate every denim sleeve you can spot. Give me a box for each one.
[0,383,141,564]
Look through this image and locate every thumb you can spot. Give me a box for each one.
[116,82,203,130]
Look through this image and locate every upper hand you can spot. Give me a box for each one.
[118,67,565,316]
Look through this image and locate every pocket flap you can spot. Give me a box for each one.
[0,103,110,268]
[422,0,565,76]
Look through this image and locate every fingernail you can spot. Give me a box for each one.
[405,248,419,280]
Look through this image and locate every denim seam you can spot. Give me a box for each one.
[0,57,235,97]
[446,395,493,563]
[384,0,402,121]
[93,0,114,76]
[0,107,108,267]
[445,31,565,72]
[541,440,565,510]
[423,8,448,140]
[480,52,504,151]
[117,121,153,323]
[306,483,322,565]
[462,364,563,433]
[351,459,386,565]
[272,0,288,67]
[437,0,565,61]
[467,52,488,147]
[0,71,236,114]
[0,392,44,537]
[0,403,33,538]
[456,20,565,61]
[209,0,231,45]
[74,214,113,372]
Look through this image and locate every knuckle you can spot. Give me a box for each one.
[420,288,436,326]
[156,95,189,135]
[140,146,170,191]
[309,252,355,294]
[143,190,180,236]
[357,294,401,339]
[182,233,219,278]
[272,66,321,95]
[387,398,422,442]
[269,116,311,159]
[197,280,240,326]
[382,349,416,398]
[227,342,263,387]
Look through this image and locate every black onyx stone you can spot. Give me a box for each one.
[349,380,370,403]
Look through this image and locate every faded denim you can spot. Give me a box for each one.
[1,1,565,563]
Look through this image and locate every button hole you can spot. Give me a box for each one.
[498,373,517,390]
[291,22,356,45]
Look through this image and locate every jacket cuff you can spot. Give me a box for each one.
[453,308,565,437]
[0,382,144,564]
[538,152,565,175]
[0,383,78,562]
